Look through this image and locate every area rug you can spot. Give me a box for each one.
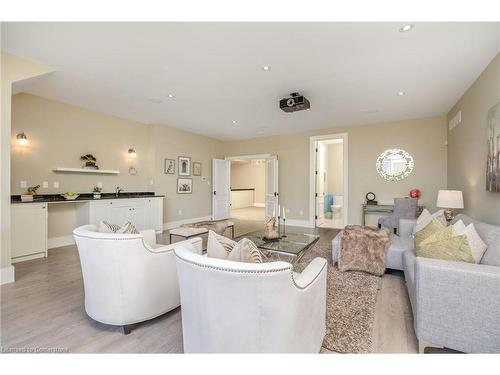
[294,239,381,353]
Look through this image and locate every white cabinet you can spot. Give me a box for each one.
[88,197,163,233]
[11,203,48,262]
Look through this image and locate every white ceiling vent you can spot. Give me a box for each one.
[449,111,462,130]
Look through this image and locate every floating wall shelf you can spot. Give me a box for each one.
[52,167,120,175]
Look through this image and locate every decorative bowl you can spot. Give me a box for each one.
[61,192,79,200]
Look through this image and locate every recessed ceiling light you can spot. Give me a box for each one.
[397,91,406,96]
[306,108,310,111]
[167,94,175,98]
[232,120,237,124]
[399,24,414,32]
[262,66,270,71]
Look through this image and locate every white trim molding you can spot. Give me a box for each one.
[309,133,349,228]
[253,203,265,208]
[1,266,15,285]
[48,235,75,249]
[163,216,212,231]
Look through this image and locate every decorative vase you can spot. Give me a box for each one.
[263,217,280,240]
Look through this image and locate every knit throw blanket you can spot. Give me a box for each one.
[181,219,229,236]
[339,225,390,276]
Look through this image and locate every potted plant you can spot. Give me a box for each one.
[93,186,102,199]
[80,154,99,169]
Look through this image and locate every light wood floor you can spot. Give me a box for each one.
[0,222,417,353]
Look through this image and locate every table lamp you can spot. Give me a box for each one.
[436,190,464,223]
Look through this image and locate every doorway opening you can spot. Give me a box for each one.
[229,158,266,221]
[212,154,278,224]
[310,134,348,229]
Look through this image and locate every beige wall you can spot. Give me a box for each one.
[10,93,224,241]
[1,52,53,272]
[149,123,223,224]
[447,52,500,225]
[327,143,343,195]
[230,161,265,205]
[223,116,448,225]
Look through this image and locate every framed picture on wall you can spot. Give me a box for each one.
[193,162,202,176]
[178,156,191,176]
[177,178,192,194]
[164,158,175,174]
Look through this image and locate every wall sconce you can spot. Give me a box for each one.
[16,132,29,146]
[128,148,137,158]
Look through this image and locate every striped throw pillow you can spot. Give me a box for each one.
[118,221,140,234]
[99,220,121,233]
[227,238,263,263]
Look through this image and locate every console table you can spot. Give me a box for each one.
[362,203,424,226]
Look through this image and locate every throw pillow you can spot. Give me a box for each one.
[455,223,488,263]
[98,220,121,233]
[453,219,466,234]
[207,230,236,259]
[117,221,140,234]
[227,238,263,263]
[414,209,431,234]
[417,234,475,263]
[415,218,445,248]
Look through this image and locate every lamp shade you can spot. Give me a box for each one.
[436,190,464,209]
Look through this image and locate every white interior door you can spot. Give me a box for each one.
[316,143,326,225]
[265,155,279,219]
[212,159,231,220]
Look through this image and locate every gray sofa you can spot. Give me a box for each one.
[331,214,500,353]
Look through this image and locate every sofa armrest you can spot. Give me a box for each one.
[145,237,203,255]
[140,229,157,247]
[399,218,416,237]
[293,257,327,289]
[415,257,500,353]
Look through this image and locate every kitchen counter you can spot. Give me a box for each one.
[11,192,165,204]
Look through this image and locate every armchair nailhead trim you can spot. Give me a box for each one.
[174,253,327,290]
[73,233,202,255]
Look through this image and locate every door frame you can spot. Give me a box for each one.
[308,133,348,228]
[224,154,273,216]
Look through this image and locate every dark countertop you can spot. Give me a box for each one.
[11,192,165,204]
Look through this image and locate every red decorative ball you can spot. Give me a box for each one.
[409,189,421,198]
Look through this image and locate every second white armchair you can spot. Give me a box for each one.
[174,245,328,353]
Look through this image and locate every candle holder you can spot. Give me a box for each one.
[282,217,287,238]
[277,215,281,237]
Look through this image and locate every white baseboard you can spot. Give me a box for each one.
[253,203,265,208]
[163,216,212,231]
[285,219,315,228]
[48,235,75,249]
[0,266,15,285]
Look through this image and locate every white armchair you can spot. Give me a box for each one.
[174,245,328,353]
[73,224,202,334]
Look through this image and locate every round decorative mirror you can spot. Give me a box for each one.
[376,149,414,182]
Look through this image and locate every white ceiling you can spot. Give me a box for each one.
[2,22,499,140]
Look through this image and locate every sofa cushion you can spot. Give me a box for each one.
[481,233,500,266]
[455,223,488,264]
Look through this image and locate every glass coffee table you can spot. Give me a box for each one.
[235,230,320,264]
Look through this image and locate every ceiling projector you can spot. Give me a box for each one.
[279,92,310,113]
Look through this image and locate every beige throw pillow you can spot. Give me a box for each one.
[227,238,263,263]
[117,221,140,234]
[414,209,447,234]
[415,219,445,248]
[455,223,488,263]
[207,231,262,263]
[417,234,475,263]
[207,230,236,259]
